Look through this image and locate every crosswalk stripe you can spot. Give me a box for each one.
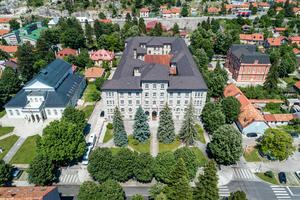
[274,191,288,193]
[275,194,289,196]
[272,188,286,190]
[277,197,291,199]
[271,185,281,188]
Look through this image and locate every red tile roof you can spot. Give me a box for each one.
[180,30,186,36]
[249,99,284,104]
[0,186,57,200]
[72,65,78,72]
[208,7,219,13]
[0,18,14,23]
[146,21,166,31]
[171,8,180,13]
[85,67,105,78]
[0,45,18,53]
[293,48,300,55]
[264,114,296,122]
[0,72,2,79]
[294,81,300,90]
[258,2,270,7]
[123,10,132,13]
[90,49,114,61]
[160,5,167,9]
[56,48,77,59]
[242,25,249,29]
[140,8,149,12]
[0,30,9,36]
[293,7,300,13]
[162,10,171,14]
[239,33,264,41]
[276,7,283,11]
[275,27,286,32]
[290,37,300,42]
[98,19,112,23]
[11,57,17,63]
[144,54,173,66]
[266,36,286,47]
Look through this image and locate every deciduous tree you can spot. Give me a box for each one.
[112,148,135,182]
[133,152,154,183]
[154,151,176,183]
[0,67,21,94]
[228,190,248,200]
[131,194,144,200]
[78,181,101,200]
[221,96,241,123]
[113,107,128,147]
[9,19,20,30]
[99,179,125,200]
[174,147,198,180]
[157,103,176,144]
[149,182,165,200]
[0,160,13,186]
[61,106,87,131]
[133,106,150,142]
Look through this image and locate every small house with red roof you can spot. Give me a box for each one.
[162,10,172,18]
[274,27,286,34]
[98,19,112,24]
[0,30,9,36]
[160,5,167,11]
[90,49,115,66]
[0,18,14,30]
[146,21,166,32]
[289,37,300,47]
[207,7,219,14]
[56,48,77,59]
[242,25,250,31]
[123,10,132,18]
[276,7,283,14]
[180,30,187,37]
[293,48,300,56]
[239,33,264,45]
[171,8,180,17]
[265,36,287,48]
[258,2,270,10]
[264,114,298,127]
[140,8,150,18]
[293,7,300,16]
[294,81,300,94]
[0,45,18,56]
[85,67,105,82]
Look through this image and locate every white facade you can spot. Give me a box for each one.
[140,11,149,18]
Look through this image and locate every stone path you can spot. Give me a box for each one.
[150,121,159,157]
[3,137,26,163]
[0,132,13,140]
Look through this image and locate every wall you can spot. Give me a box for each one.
[242,121,269,134]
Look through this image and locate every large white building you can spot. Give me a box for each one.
[102,37,208,121]
[5,59,86,122]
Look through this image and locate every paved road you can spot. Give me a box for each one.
[3,137,25,163]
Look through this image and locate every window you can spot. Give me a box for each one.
[145,92,149,97]
[9,110,13,116]
[47,109,51,115]
[16,110,20,115]
[39,98,42,102]
[128,92,132,98]
[169,100,173,105]
[136,92,140,97]
[177,93,181,98]
[262,69,265,73]
[177,100,180,105]
[153,92,156,97]
[248,68,251,73]
[35,98,38,102]
[161,84,164,89]
[253,68,256,73]
[121,108,125,112]
[242,75,244,79]
[170,93,173,98]
[185,93,189,98]
[176,108,180,112]
[185,100,188,105]
[128,100,132,105]
[145,84,149,89]
[257,69,260,73]
[120,93,124,98]
[176,115,179,119]
[243,69,246,72]
[160,92,164,97]
[136,100,140,105]
[261,76,263,80]
[129,108,132,112]
[153,101,156,105]
[145,101,149,105]
[160,101,164,105]
[54,109,58,115]
[153,84,156,89]
[121,100,124,105]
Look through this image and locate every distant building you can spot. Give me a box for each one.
[239,33,264,45]
[171,8,180,17]
[0,30,9,36]
[0,18,14,30]
[0,186,60,200]
[293,48,300,57]
[230,0,247,5]
[264,114,298,127]
[146,21,166,32]
[226,44,271,83]
[258,2,270,10]
[0,45,18,56]
[85,67,105,82]
[274,27,286,34]
[56,48,77,59]
[5,59,86,122]
[276,7,283,14]
[48,17,59,28]
[123,10,132,18]
[264,36,287,48]
[1,21,47,45]
[242,24,250,31]
[293,7,300,16]
[98,19,112,24]
[76,17,94,28]
[162,10,172,18]
[160,5,167,12]
[140,8,150,18]
[289,37,300,47]
[207,7,219,14]
[90,49,115,66]
[0,60,18,73]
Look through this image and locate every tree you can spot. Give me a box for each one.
[204,71,227,97]
[38,120,86,166]
[33,59,48,72]
[131,194,144,200]
[16,42,37,82]
[133,152,154,183]
[0,160,13,186]
[149,182,165,200]
[98,12,106,19]
[133,106,150,142]
[174,147,198,180]
[258,128,295,161]
[60,28,86,49]
[112,148,135,182]
[151,22,163,36]
[126,13,132,23]
[9,19,20,30]
[279,53,296,77]
[221,96,241,123]
[138,18,147,34]
[172,23,180,35]
[251,6,258,15]
[264,60,279,91]
[203,109,226,133]
[165,158,193,200]
[88,148,113,183]
[78,181,101,200]
[228,191,248,200]
[181,3,189,17]
[193,48,209,72]
[74,49,92,69]
[179,102,197,146]
[209,125,243,164]
[113,107,128,147]
[99,179,125,200]
[95,77,105,90]
[28,154,56,186]
[176,0,181,7]
[61,106,87,132]
[194,159,219,200]
[157,103,176,144]
[0,67,21,94]
[154,151,176,183]
[85,21,94,47]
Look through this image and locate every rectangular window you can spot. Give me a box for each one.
[54,109,58,115]
[169,100,173,105]
[253,68,256,73]
[261,76,263,80]
[35,98,38,102]
[120,93,124,98]
[243,69,246,72]
[136,92,140,97]
[161,84,164,89]
[145,101,149,105]
[128,100,132,105]
[153,101,156,105]
[160,92,164,97]
[242,75,244,79]
[47,109,51,115]
[39,98,42,102]
[128,92,132,98]
[121,108,125,112]
[16,110,20,115]
[185,93,189,98]
[121,100,124,105]
[170,93,173,98]
[185,100,188,105]
[262,69,265,73]
[177,93,181,98]
[136,100,140,105]
[257,69,260,73]
[9,110,13,116]
[160,101,164,105]
[177,100,180,105]
[153,92,156,97]
[145,84,149,89]
[153,84,156,89]
[145,92,149,97]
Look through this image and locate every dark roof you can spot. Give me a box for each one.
[229,44,270,64]
[25,58,72,88]
[102,37,208,91]
[136,47,147,54]
[2,60,18,70]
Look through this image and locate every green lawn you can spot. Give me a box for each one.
[0,110,6,118]
[244,148,262,162]
[83,83,100,102]
[195,124,206,144]
[110,147,121,155]
[103,129,113,143]
[10,135,39,164]
[128,135,150,153]
[0,127,14,137]
[190,147,208,167]
[255,172,279,185]
[82,105,95,119]
[158,136,181,153]
[0,135,19,160]
[282,76,300,88]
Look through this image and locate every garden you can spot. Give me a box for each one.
[0,135,19,159]
[0,126,14,137]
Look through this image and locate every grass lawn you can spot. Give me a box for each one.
[128,135,150,153]
[0,127,14,137]
[103,129,113,143]
[255,172,279,185]
[244,148,262,162]
[110,147,121,155]
[158,136,181,153]
[10,135,39,164]
[282,76,300,88]
[195,124,206,144]
[0,135,19,160]
[82,105,95,119]
[0,110,6,118]
[190,147,208,167]
[83,83,100,102]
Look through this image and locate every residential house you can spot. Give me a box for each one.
[0,186,60,200]
[239,33,264,45]
[249,99,284,107]
[90,49,115,66]
[162,10,172,18]
[274,27,286,34]
[293,48,300,57]
[160,5,167,12]
[0,45,18,56]
[258,2,270,11]
[294,81,300,94]
[264,114,298,127]
[123,10,132,18]
[76,17,94,28]
[56,48,77,59]
[0,18,14,30]
[1,22,47,45]
[102,37,208,120]
[171,8,181,17]
[264,36,287,48]
[98,19,112,24]
[0,60,18,73]
[226,44,271,83]
[5,58,86,122]
[208,7,219,14]
[146,21,166,32]
[85,67,105,82]
[293,7,300,16]
[289,37,300,47]
[276,7,283,14]
[0,30,9,36]
[48,17,59,28]
[230,0,247,5]
[140,8,150,18]
[242,25,250,31]
[226,4,249,13]
[223,83,269,134]
[180,30,187,38]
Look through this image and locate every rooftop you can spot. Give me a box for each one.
[229,44,270,64]
[0,45,18,53]
[85,67,105,78]
[294,81,300,90]
[264,114,297,122]
[0,186,58,200]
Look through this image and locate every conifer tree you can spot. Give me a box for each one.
[165,158,193,200]
[157,103,176,144]
[113,107,128,147]
[133,106,150,142]
[264,60,279,92]
[179,101,197,146]
[194,159,219,200]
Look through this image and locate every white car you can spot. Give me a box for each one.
[88,134,96,148]
[295,171,300,180]
[82,145,93,165]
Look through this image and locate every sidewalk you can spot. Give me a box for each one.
[3,137,26,163]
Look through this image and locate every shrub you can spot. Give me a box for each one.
[264,171,274,178]
[132,139,139,146]
[106,123,113,130]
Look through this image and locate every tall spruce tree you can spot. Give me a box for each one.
[157,103,176,144]
[179,101,197,146]
[264,60,279,91]
[194,159,219,200]
[113,107,128,147]
[165,158,193,200]
[133,106,150,142]
[85,21,94,47]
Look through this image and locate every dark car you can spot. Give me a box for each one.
[278,172,287,184]
[290,132,299,138]
[247,133,258,137]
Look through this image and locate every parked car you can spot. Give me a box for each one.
[247,133,258,137]
[88,134,96,148]
[290,132,299,138]
[278,172,287,184]
[259,150,275,160]
[295,171,300,180]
